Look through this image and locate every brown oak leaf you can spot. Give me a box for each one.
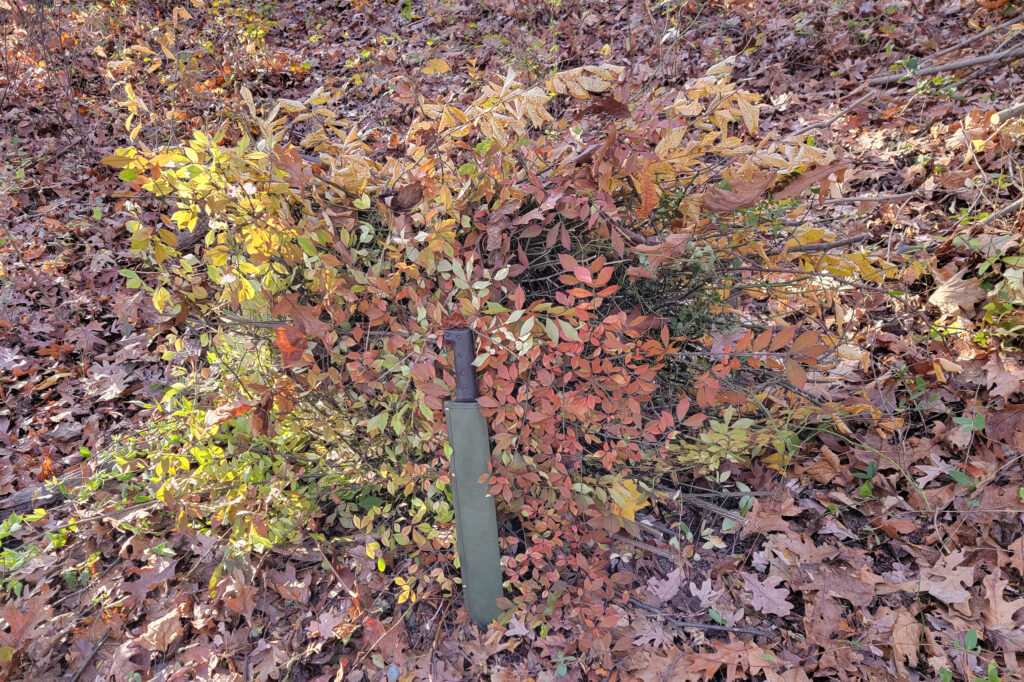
[267,563,311,604]
[984,352,1024,399]
[646,563,685,605]
[742,571,793,616]
[927,269,985,316]
[138,608,183,653]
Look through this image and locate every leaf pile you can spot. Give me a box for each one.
[1,1,1023,681]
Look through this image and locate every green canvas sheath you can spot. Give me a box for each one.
[444,400,504,627]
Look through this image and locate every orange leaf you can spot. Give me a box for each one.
[784,358,807,389]
[204,400,257,426]
[275,325,308,364]
[769,325,798,352]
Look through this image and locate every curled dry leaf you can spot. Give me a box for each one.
[386,181,425,212]
[774,158,852,205]
[927,269,985,315]
[139,609,183,653]
[703,170,777,212]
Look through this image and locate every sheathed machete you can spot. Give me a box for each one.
[443,328,504,627]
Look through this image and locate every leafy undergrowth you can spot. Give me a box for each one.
[1,1,1023,681]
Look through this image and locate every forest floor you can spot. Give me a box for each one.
[1,0,1023,680]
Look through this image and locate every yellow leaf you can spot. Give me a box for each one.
[278,98,306,113]
[422,58,450,75]
[152,286,171,313]
[706,56,736,77]
[736,96,760,134]
[609,479,649,521]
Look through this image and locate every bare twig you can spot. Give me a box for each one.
[869,43,1024,86]
[789,92,874,138]
[627,596,772,638]
[920,13,1023,64]
[219,314,287,328]
[770,233,872,255]
[69,632,110,682]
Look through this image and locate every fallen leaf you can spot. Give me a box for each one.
[121,557,177,605]
[927,269,985,315]
[139,609,182,653]
[632,619,672,648]
[646,564,685,604]
[984,352,1024,399]
[422,58,450,74]
[891,609,922,673]
[267,563,311,604]
[703,170,777,212]
[742,571,793,616]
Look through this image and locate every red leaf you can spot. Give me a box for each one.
[769,325,798,351]
[675,396,691,419]
[573,265,593,284]
[682,412,707,427]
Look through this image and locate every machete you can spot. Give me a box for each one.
[443,327,504,628]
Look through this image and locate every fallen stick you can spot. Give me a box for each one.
[627,596,772,638]
[979,197,1023,226]
[776,233,872,255]
[869,43,1024,86]
[824,191,919,205]
[920,13,1023,64]
[0,468,84,521]
[789,92,874,138]
[995,100,1024,123]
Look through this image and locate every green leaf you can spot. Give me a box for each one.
[857,480,873,498]
[544,317,560,344]
[353,193,371,210]
[367,412,389,434]
[297,236,317,257]
[964,629,978,652]
[947,469,972,486]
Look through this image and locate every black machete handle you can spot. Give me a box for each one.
[443,328,479,402]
